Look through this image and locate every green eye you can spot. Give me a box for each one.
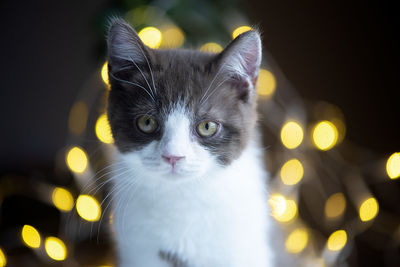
[137,115,158,133]
[197,121,218,137]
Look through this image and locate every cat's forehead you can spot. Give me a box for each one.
[154,49,216,72]
[143,50,227,113]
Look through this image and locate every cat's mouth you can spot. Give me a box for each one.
[140,154,207,179]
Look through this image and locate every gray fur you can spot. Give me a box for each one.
[107,19,262,165]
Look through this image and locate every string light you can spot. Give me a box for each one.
[0,247,7,267]
[359,197,379,222]
[324,193,346,219]
[257,69,276,97]
[280,159,304,185]
[269,194,298,222]
[200,43,223,53]
[66,146,88,174]
[45,237,67,261]
[285,228,309,254]
[281,121,304,149]
[95,114,114,144]
[312,121,338,151]
[327,230,347,251]
[232,25,253,39]
[161,26,185,48]
[68,101,88,135]
[386,152,400,179]
[101,62,110,89]
[76,195,101,222]
[138,27,162,49]
[52,187,74,212]
[109,212,114,226]
[21,225,41,248]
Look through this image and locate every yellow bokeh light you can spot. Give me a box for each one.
[269,194,287,217]
[232,25,253,39]
[45,237,67,261]
[95,114,114,144]
[324,193,346,219]
[21,225,41,249]
[327,230,347,251]
[101,62,110,89]
[66,146,88,174]
[257,69,276,97]
[68,101,88,135]
[269,194,297,223]
[200,42,223,53]
[386,152,400,179]
[138,27,162,49]
[281,121,304,149]
[161,26,185,48]
[285,228,309,254]
[359,197,379,222]
[312,121,338,151]
[52,187,74,212]
[0,247,7,267]
[280,159,304,185]
[76,195,101,222]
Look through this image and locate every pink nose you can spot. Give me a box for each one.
[162,154,185,167]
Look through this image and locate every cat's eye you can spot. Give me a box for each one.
[137,115,158,133]
[197,121,219,137]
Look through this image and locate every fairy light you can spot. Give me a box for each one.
[269,194,297,222]
[21,225,41,248]
[281,121,304,149]
[327,230,347,251]
[269,194,287,217]
[101,62,110,89]
[280,159,304,185]
[232,25,253,39]
[359,197,379,222]
[66,146,88,174]
[257,69,276,97]
[138,27,162,49]
[312,121,338,151]
[285,228,309,254]
[386,152,400,179]
[52,187,74,212]
[76,195,101,222]
[68,101,88,135]
[161,26,185,48]
[0,247,6,267]
[95,114,114,144]
[324,193,346,219]
[200,42,223,53]
[45,237,67,261]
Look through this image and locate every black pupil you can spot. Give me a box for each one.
[145,119,150,126]
[205,123,209,130]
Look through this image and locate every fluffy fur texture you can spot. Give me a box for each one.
[107,19,275,267]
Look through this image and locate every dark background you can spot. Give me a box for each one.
[0,0,398,172]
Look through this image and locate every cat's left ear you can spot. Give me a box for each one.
[217,30,262,100]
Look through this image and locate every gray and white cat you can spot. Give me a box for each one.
[107,19,275,267]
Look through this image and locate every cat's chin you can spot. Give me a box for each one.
[161,168,204,181]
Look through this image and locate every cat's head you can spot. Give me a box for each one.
[107,19,262,181]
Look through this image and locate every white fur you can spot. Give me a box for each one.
[111,109,275,267]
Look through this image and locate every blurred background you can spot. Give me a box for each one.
[0,0,399,266]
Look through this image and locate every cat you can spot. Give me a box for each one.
[106,18,275,267]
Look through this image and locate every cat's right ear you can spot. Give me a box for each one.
[107,18,151,72]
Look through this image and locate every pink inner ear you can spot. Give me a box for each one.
[238,41,260,76]
[251,75,259,88]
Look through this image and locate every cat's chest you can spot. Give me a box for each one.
[113,155,267,235]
